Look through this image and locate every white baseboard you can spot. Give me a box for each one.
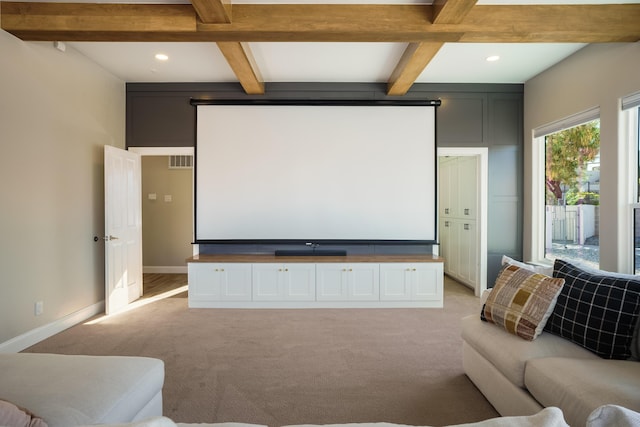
[0,301,104,353]
[143,266,188,274]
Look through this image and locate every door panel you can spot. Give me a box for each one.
[105,146,142,314]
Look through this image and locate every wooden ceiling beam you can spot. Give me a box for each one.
[459,5,640,42]
[191,0,231,23]
[432,0,477,24]
[386,0,477,96]
[2,3,639,43]
[188,0,264,95]
[217,41,264,94]
[387,42,444,96]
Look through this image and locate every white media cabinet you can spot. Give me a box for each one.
[187,254,444,308]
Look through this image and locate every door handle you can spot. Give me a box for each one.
[103,235,119,241]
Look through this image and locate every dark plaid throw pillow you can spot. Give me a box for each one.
[545,259,640,359]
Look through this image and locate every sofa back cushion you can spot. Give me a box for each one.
[546,259,640,359]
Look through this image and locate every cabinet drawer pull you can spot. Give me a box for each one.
[464,224,470,230]
[445,208,449,214]
[464,208,470,215]
[445,221,449,227]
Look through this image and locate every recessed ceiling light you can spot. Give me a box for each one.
[155,53,169,61]
[486,55,500,62]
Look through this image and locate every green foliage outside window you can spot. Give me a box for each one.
[565,190,600,206]
[545,120,600,204]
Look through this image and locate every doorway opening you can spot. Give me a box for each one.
[129,147,193,297]
[438,147,488,297]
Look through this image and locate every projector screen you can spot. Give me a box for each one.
[194,101,437,244]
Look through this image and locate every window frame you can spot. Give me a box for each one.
[531,108,601,266]
[621,96,640,274]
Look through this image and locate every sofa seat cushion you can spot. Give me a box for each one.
[461,315,597,388]
[0,353,164,427]
[525,357,640,427]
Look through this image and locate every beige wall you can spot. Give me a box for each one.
[141,156,193,269]
[0,32,125,346]
[524,43,640,273]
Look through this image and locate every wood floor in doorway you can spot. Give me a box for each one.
[142,273,187,300]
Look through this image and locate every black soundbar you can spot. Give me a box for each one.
[274,249,347,257]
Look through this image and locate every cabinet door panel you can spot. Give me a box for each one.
[439,158,453,218]
[284,264,316,301]
[458,156,478,220]
[252,264,282,301]
[379,264,411,301]
[449,220,463,279]
[316,264,348,300]
[220,264,252,301]
[413,265,443,301]
[349,264,380,301]
[459,221,478,285]
[440,220,452,276]
[188,263,221,301]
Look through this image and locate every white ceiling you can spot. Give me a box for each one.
[67,41,588,84]
[27,0,638,85]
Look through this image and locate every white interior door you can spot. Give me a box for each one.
[104,145,142,314]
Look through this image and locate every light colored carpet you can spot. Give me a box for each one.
[24,276,498,426]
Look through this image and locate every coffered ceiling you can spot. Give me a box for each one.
[2,0,639,94]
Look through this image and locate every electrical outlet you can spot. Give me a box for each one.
[35,301,44,316]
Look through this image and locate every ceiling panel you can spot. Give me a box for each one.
[250,42,407,82]
[69,42,237,82]
[416,43,587,83]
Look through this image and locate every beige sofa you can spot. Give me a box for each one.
[461,258,640,427]
[0,353,164,427]
[47,405,640,427]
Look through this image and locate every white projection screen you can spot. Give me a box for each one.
[194,102,438,244]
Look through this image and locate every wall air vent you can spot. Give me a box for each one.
[169,155,193,169]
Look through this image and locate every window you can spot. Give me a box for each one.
[532,107,601,269]
[543,119,601,269]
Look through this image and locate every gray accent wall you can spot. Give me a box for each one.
[127,82,523,286]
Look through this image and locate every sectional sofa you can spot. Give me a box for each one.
[462,257,640,426]
[0,353,164,427]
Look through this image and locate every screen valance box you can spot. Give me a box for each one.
[191,99,441,247]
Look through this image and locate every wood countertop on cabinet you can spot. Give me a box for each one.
[187,254,444,263]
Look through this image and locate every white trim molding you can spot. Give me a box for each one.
[0,302,104,353]
[128,146,194,156]
[143,266,188,274]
